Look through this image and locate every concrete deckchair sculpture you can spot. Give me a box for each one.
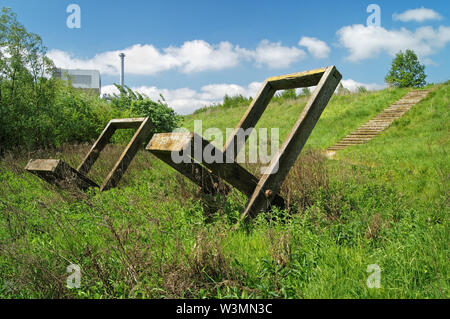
[25,117,153,192]
[146,66,342,224]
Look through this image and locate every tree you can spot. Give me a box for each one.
[0,7,121,152]
[301,87,311,97]
[0,7,57,151]
[385,49,426,88]
[279,88,297,99]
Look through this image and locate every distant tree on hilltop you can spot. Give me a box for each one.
[385,49,426,88]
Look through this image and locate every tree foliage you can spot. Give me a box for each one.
[278,88,297,99]
[0,7,181,153]
[0,8,123,152]
[385,49,426,88]
[300,87,311,97]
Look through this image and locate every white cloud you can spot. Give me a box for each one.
[422,57,438,66]
[238,40,306,68]
[337,24,450,61]
[102,82,262,115]
[48,44,180,75]
[298,37,330,59]
[393,7,443,23]
[48,39,307,75]
[163,40,240,73]
[340,79,386,92]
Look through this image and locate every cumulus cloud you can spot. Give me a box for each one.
[238,40,306,68]
[393,7,443,23]
[298,37,330,59]
[101,77,387,114]
[163,40,240,73]
[102,82,262,115]
[48,39,307,75]
[340,79,386,92]
[337,24,450,61]
[48,44,180,75]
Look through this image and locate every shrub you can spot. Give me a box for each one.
[131,97,181,134]
[300,87,311,97]
[277,88,297,100]
[223,94,252,108]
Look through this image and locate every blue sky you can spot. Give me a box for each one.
[3,0,449,114]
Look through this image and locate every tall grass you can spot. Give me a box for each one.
[0,83,448,298]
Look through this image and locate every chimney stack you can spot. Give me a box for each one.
[119,53,125,86]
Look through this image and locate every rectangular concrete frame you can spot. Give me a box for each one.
[25,117,153,192]
[146,66,341,225]
[146,133,228,194]
[239,66,342,224]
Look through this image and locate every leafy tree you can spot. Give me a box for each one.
[0,7,58,151]
[301,87,311,97]
[0,7,119,152]
[132,96,181,134]
[278,88,297,99]
[385,49,426,88]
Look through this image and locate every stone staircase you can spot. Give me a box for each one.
[326,89,432,156]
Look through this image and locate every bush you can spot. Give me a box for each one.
[223,94,252,108]
[193,94,252,114]
[300,87,311,97]
[131,98,181,134]
[277,88,297,100]
[104,84,181,134]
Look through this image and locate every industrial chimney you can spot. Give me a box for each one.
[119,53,125,86]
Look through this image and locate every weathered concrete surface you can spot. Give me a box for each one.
[25,159,99,190]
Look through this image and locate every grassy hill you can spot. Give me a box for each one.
[0,83,448,298]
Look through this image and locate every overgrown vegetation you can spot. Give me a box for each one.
[1,83,448,299]
[0,8,179,153]
[104,84,181,135]
[0,7,448,299]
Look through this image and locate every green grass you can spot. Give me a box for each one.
[0,84,448,298]
[183,87,411,149]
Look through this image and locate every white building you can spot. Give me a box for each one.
[54,69,101,95]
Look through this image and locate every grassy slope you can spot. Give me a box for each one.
[183,87,411,149]
[0,84,448,298]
